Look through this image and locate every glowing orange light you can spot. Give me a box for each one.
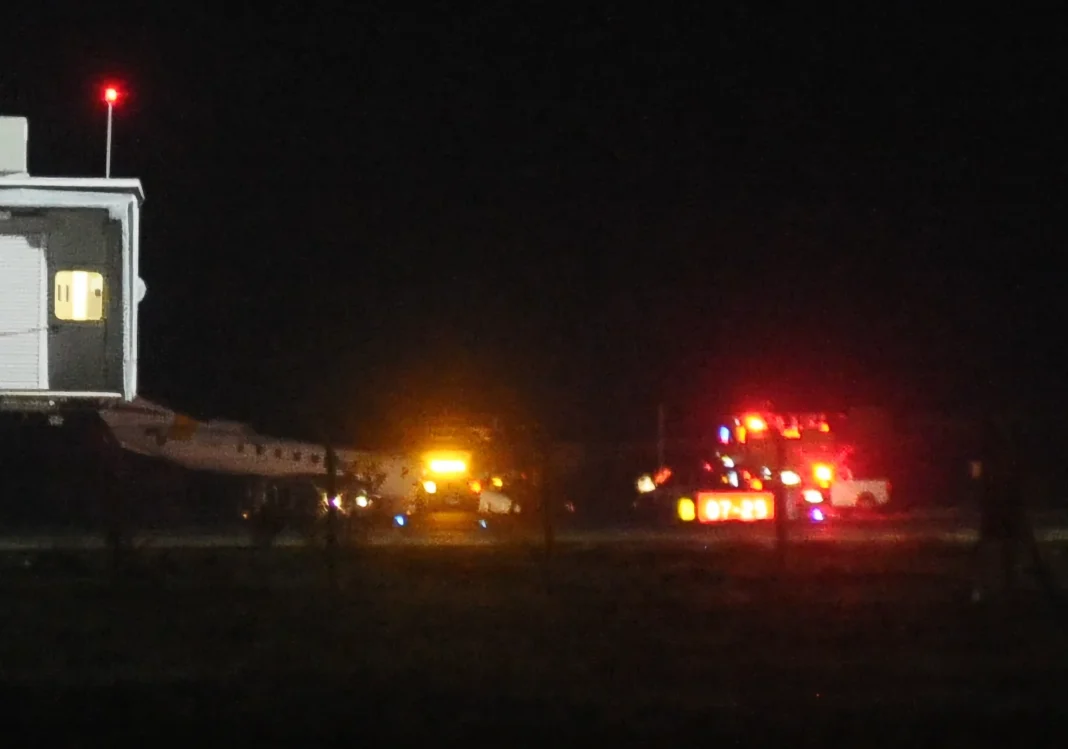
[427,454,468,474]
[813,463,833,485]
[469,480,482,493]
[818,422,830,433]
[654,467,672,485]
[735,426,747,444]
[750,478,764,490]
[103,86,121,105]
[677,497,696,521]
[782,426,801,439]
[696,492,774,523]
[745,415,767,432]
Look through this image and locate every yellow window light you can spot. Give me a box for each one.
[55,270,105,322]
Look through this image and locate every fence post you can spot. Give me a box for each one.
[771,430,788,571]
[324,441,339,591]
[536,425,554,590]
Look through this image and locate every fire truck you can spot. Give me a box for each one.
[716,410,892,519]
[634,457,781,525]
[633,408,891,525]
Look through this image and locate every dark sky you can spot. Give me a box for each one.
[4,7,1067,444]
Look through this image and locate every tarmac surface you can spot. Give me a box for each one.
[3,507,1068,550]
[3,508,1068,743]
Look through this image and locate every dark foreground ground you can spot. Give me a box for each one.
[3,536,1068,745]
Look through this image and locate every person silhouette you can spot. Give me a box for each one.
[972,417,1025,602]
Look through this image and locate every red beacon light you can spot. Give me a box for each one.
[102,85,122,105]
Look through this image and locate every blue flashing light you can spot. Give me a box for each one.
[718,425,731,444]
[478,518,488,529]
[393,514,406,527]
[811,507,824,522]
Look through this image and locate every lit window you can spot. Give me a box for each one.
[55,270,105,321]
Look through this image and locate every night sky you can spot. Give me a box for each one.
[4,8,1067,444]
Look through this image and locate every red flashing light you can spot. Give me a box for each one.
[102,85,121,105]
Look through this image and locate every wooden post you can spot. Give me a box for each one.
[324,440,339,591]
[536,424,553,590]
[771,430,788,571]
[87,410,128,577]
[657,403,665,468]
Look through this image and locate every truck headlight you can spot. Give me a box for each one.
[781,470,801,486]
[636,475,656,493]
[803,489,824,504]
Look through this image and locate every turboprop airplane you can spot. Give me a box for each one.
[98,398,419,509]
[98,398,518,521]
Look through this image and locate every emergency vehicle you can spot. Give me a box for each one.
[633,408,891,525]
[394,418,525,529]
[634,457,786,525]
[716,410,891,518]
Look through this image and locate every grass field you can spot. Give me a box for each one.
[2,538,1068,744]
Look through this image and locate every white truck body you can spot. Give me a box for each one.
[350,452,517,515]
[830,479,891,508]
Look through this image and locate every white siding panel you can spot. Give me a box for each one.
[0,233,47,389]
